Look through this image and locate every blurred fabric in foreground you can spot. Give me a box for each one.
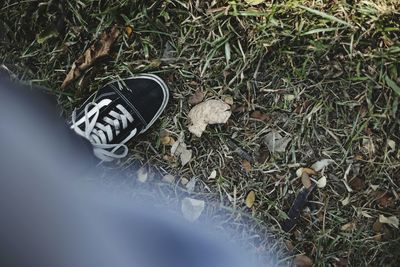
[0,80,278,267]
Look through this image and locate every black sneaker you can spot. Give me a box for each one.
[70,74,169,162]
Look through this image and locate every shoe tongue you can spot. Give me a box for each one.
[99,100,146,137]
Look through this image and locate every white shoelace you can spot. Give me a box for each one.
[71,102,136,162]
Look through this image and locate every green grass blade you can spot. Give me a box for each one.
[385,75,400,96]
[298,5,352,27]
[301,27,343,35]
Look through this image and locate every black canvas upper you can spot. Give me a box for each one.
[71,74,169,152]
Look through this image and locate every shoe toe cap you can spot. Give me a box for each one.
[122,76,169,125]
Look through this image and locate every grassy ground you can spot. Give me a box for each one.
[1,0,400,266]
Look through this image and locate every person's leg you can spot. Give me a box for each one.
[0,78,271,267]
[0,79,118,267]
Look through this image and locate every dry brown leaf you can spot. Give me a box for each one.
[341,222,356,231]
[61,25,120,90]
[294,255,313,267]
[304,167,317,176]
[382,225,394,240]
[379,215,399,228]
[125,25,134,37]
[160,135,169,145]
[232,105,246,113]
[298,166,327,189]
[372,219,394,241]
[188,100,231,137]
[160,131,175,145]
[373,219,383,233]
[264,130,291,154]
[311,159,335,172]
[242,160,252,172]
[245,190,256,208]
[301,173,312,189]
[373,191,396,209]
[334,258,349,267]
[349,176,365,191]
[188,90,204,105]
[257,144,270,164]
[284,240,294,252]
[171,134,192,166]
[161,135,175,146]
[372,218,391,242]
[250,110,270,121]
[373,234,382,242]
[223,95,234,105]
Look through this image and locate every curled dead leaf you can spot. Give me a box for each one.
[188,100,231,137]
[61,25,120,90]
